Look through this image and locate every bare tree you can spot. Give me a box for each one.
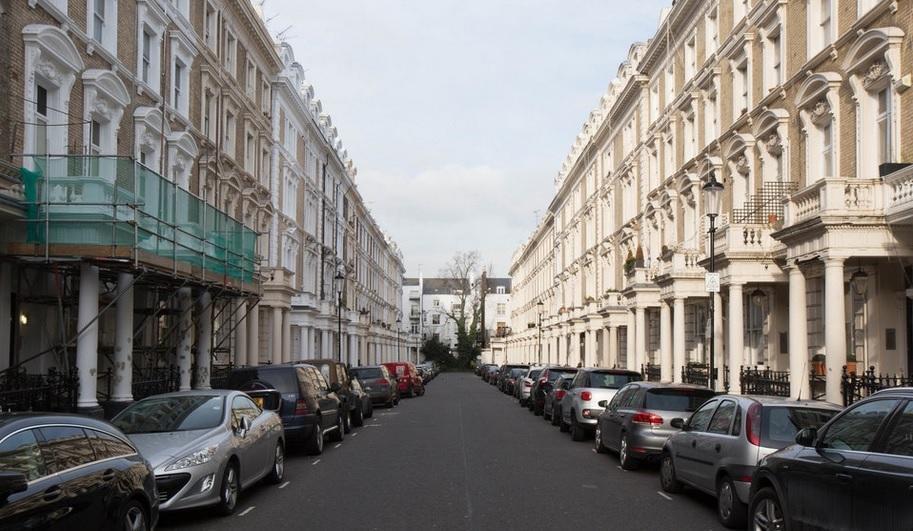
[438,251,490,366]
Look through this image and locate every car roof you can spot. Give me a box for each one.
[0,412,120,433]
[145,389,239,398]
[628,381,715,391]
[582,367,642,375]
[871,387,913,398]
[352,365,385,369]
[236,363,317,372]
[730,395,843,409]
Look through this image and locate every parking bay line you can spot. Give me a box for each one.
[238,507,255,516]
[657,491,673,501]
[312,459,321,465]
[278,481,290,489]
[334,443,342,449]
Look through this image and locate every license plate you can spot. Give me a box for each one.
[252,396,264,409]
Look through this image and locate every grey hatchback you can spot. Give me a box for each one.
[660,395,839,528]
[594,382,716,470]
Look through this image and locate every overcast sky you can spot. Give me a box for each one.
[263,0,670,277]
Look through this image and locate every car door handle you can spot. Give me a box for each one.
[836,473,853,483]
[101,469,116,482]
[43,486,62,502]
[691,440,697,448]
[714,444,721,453]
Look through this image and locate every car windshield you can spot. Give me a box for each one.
[113,395,224,434]
[529,369,542,379]
[590,372,641,389]
[644,389,715,412]
[352,368,383,379]
[762,407,837,449]
[547,370,577,382]
[509,368,526,377]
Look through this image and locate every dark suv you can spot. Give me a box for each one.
[749,388,913,530]
[351,365,399,407]
[310,359,361,432]
[529,366,578,415]
[227,363,343,454]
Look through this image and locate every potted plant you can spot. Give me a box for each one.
[623,250,636,275]
[811,354,826,376]
[845,352,858,375]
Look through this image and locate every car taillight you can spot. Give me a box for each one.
[524,381,532,387]
[746,403,762,446]
[294,399,309,415]
[631,411,664,425]
[377,378,389,386]
[580,391,592,401]
[555,390,567,400]
[538,378,547,385]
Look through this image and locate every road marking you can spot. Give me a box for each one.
[278,481,290,489]
[616,466,627,472]
[352,432,358,437]
[581,484,597,489]
[334,443,342,449]
[657,491,673,501]
[238,507,255,516]
[312,459,321,465]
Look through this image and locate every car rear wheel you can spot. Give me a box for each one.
[330,414,345,442]
[619,434,639,470]
[264,442,284,484]
[351,404,364,427]
[660,453,683,493]
[305,423,324,455]
[121,499,148,531]
[558,410,570,432]
[217,463,240,515]
[749,487,785,531]
[717,476,747,528]
[594,425,609,454]
[366,402,374,418]
[571,415,588,441]
[342,409,352,434]
[550,406,560,426]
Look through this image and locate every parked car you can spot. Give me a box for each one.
[515,366,545,406]
[503,367,528,395]
[0,413,158,530]
[559,368,644,441]
[593,382,715,470]
[112,390,286,515]
[349,377,375,421]
[483,365,500,383]
[496,364,529,391]
[351,365,399,407]
[416,366,432,384]
[660,396,839,528]
[544,375,574,427]
[529,366,578,415]
[383,361,425,397]
[226,363,345,454]
[311,358,361,431]
[476,363,495,377]
[748,388,913,531]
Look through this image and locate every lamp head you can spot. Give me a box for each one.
[702,171,724,218]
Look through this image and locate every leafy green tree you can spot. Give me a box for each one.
[420,336,453,367]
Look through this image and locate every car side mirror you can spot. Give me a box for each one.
[795,427,818,447]
[0,472,28,501]
[597,400,608,408]
[670,418,685,430]
[329,382,342,393]
[237,416,251,437]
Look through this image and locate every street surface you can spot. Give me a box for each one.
[161,372,724,531]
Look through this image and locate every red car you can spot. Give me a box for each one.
[382,362,425,398]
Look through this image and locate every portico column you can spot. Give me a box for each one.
[713,292,724,391]
[76,263,101,413]
[673,298,685,383]
[194,291,212,390]
[177,287,193,390]
[607,326,618,368]
[281,309,291,363]
[728,284,744,394]
[246,302,259,367]
[824,258,846,403]
[635,307,646,373]
[322,330,331,358]
[112,272,134,402]
[788,265,809,399]
[558,330,567,365]
[626,310,636,371]
[298,326,307,360]
[271,307,282,365]
[660,301,672,382]
[585,329,595,366]
[234,298,247,367]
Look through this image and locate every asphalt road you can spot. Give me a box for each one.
[160,372,725,531]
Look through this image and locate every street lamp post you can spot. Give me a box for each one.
[335,270,345,363]
[536,300,544,365]
[396,317,402,361]
[702,171,724,391]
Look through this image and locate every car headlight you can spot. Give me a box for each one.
[164,446,218,472]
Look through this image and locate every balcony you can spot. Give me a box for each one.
[659,248,703,278]
[783,177,885,227]
[711,217,781,256]
[885,164,913,224]
[2,156,259,292]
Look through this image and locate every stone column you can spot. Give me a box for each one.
[234,298,247,367]
[585,329,595,366]
[76,263,101,413]
[713,292,724,391]
[299,326,308,360]
[177,287,193,390]
[247,302,259,367]
[635,306,646,373]
[673,298,685,383]
[824,258,846,404]
[194,291,212,390]
[111,272,134,402]
[282,310,291,363]
[558,330,567,365]
[271,307,282,365]
[322,330,331,358]
[660,301,672,382]
[788,265,809,399]
[607,325,618,368]
[626,311,636,371]
[728,284,744,394]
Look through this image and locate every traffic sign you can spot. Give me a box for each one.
[705,272,720,293]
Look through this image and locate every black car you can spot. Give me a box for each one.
[496,364,528,392]
[349,377,374,421]
[749,388,913,530]
[0,413,158,530]
[529,366,578,415]
[227,363,344,454]
[351,365,399,407]
[310,359,360,432]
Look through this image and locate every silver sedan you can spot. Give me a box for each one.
[112,389,285,515]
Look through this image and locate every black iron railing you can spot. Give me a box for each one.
[210,364,234,389]
[842,365,913,406]
[732,181,798,225]
[682,363,710,387]
[740,367,790,397]
[0,368,78,412]
[641,363,661,382]
[132,366,180,400]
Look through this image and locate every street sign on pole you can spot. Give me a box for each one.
[705,272,720,293]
